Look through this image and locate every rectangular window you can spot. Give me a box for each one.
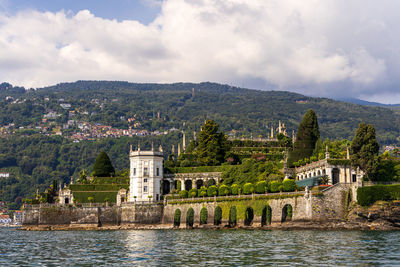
[143,167,149,177]
[143,186,148,192]
[156,167,159,176]
[352,174,357,183]
[133,168,136,176]
[144,178,148,183]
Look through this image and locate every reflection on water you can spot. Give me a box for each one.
[0,228,399,266]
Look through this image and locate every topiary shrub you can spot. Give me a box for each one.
[261,205,272,226]
[244,207,254,226]
[188,188,198,198]
[231,184,240,195]
[242,183,254,195]
[199,186,207,197]
[186,207,194,227]
[218,184,231,196]
[207,185,218,197]
[357,184,400,206]
[255,181,267,194]
[179,190,188,198]
[174,209,181,227]
[200,207,208,225]
[270,181,282,193]
[282,179,297,192]
[214,206,222,225]
[229,206,237,226]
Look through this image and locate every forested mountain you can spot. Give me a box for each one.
[1,81,399,143]
[1,80,400,208]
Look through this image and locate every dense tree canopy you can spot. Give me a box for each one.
[92,151,115,177]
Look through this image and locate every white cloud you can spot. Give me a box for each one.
[0,0,399,102]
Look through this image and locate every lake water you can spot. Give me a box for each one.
[1,228,399,266]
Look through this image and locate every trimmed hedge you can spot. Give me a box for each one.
[218,185,231,196]
[231,184,240,195]
[188,188,198,198]
[255,181,267,194]
[179,190,188,198]
[270,181,282,193]
[200,207,208,225]
[229,206,237,226]
[243,183,254,195]
[214,206,222,225]
[69,184,129,191]
[207,185,218,197]
[186,207,194,227]
[282,179,297,192]
[73,191,118,203]
[165,166,226,173]
[174,209,181,227]
[357,184,400,206]
[199,186,207,197]
[91,177,129,184]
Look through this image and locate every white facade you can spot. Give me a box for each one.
[129,148,163,202]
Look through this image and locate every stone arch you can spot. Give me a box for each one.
[163,180,171,194]
[186,207,194,227]
[184,179,192,191]
[229,206,237,227]
[214,206,222,225]
[332,168,340,184]
[261,205,272,226]
[65,197,69,204]
[196,179,204,189]
[323,169,326,175]
[317,170,321,176]
[244,207,254,226]
[282,204,293,222]
[207,178,216,187]
[174,209,181,227]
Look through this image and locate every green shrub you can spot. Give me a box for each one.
[174,209,181,227]
[179,190,188,198]
[218,185,231,196]
[69,184,129,191]
[186,207,194,227]
[72,191,118,203]
[231,184,240,195]
[282,179,297,192]
[242,183,254,195]
[229,206,237,226]
[244,207,254,226]
[357,184,400,206]
[188,188,198,198]
[200,207,208,225]
[270,181,282,193]
[176,180,182,191]
[207,185,218,197]
[199,186,207,197]
[214,206,222,225]
[255,181,267,194]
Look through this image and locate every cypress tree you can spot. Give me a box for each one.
[351,123,379,180]
[289,109,320,165]
[92,151,115,177]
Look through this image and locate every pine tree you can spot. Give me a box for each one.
[351,123,379,180]
[92,151,115,177]
[288,109,320,165]
[195,120,230,166]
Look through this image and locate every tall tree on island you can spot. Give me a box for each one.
[288,109,320,166]
[351,122,379,180]
[92,151,115,177]
[195,120,230,166]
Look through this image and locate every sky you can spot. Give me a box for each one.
[0,0,400,103]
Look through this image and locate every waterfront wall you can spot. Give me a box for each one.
[22,203,163,227]
[23,184,355,228]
